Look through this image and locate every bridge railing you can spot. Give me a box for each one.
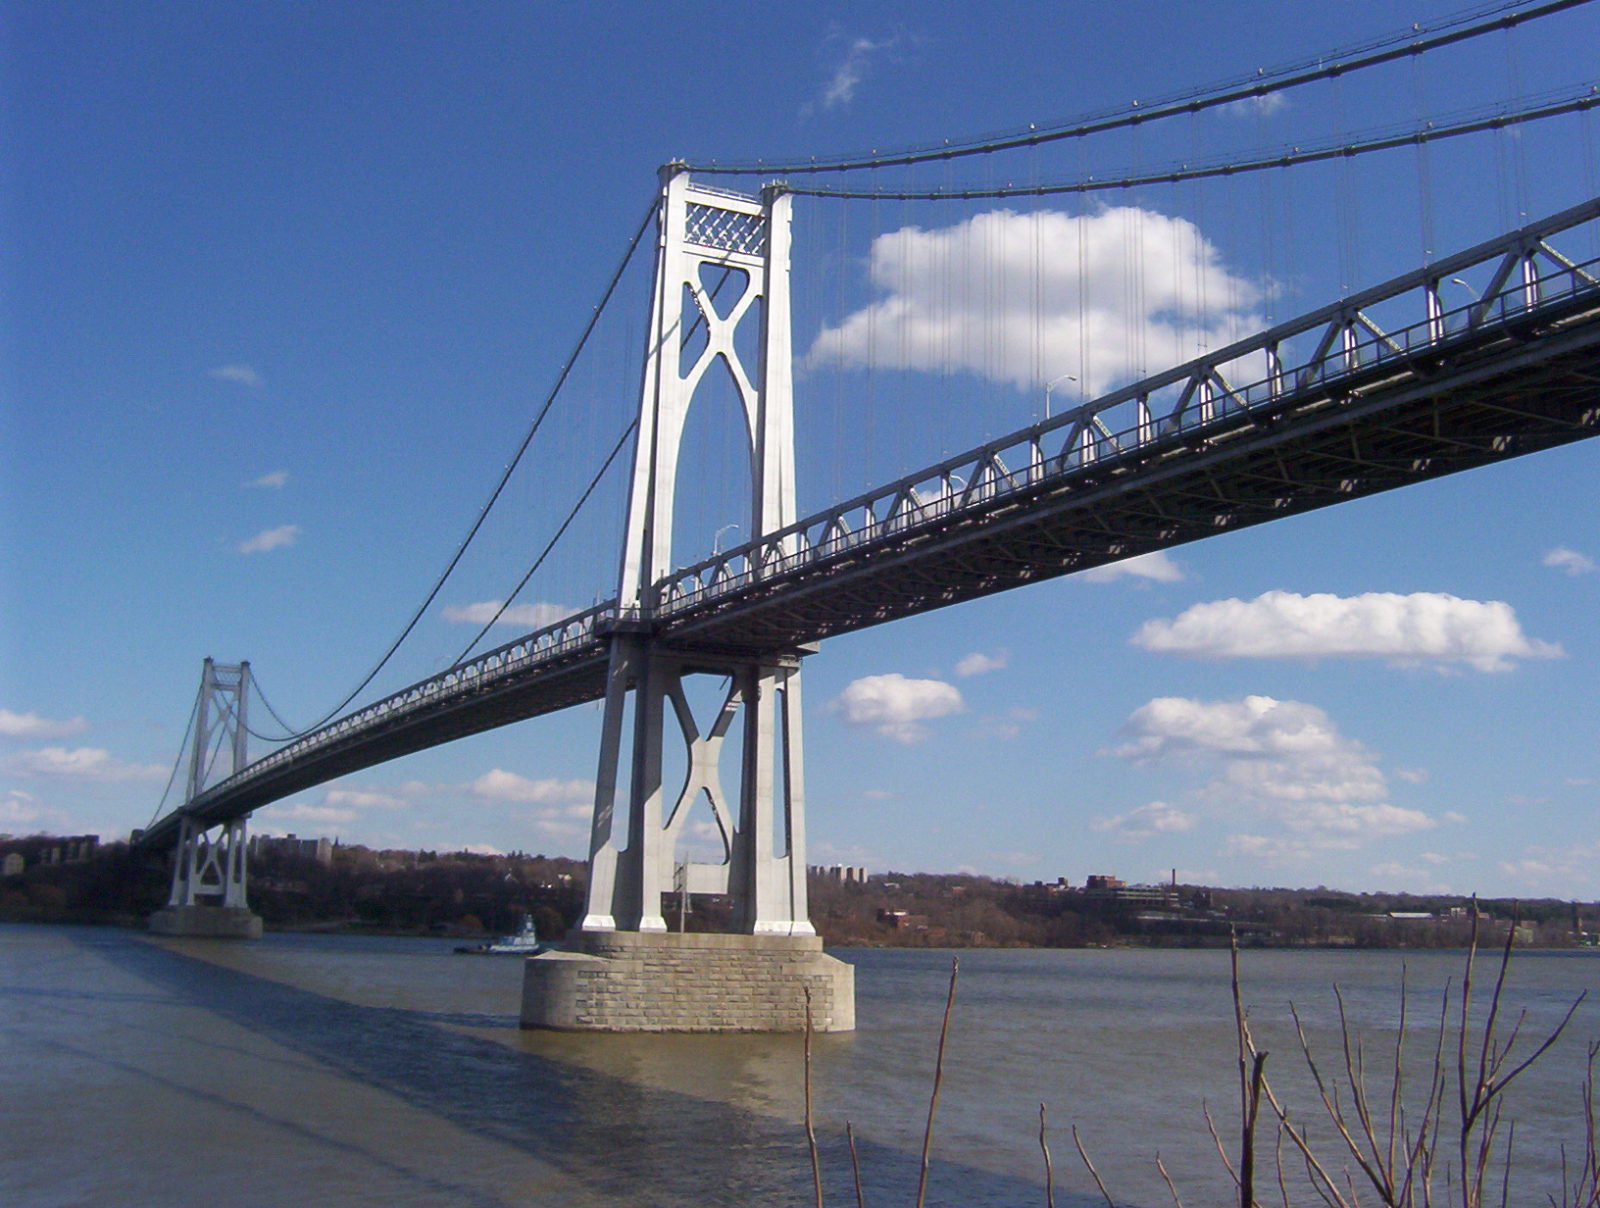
[181,601,617,809]
[656,197,1600,616]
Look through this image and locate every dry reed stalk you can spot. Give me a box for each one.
[1072,1123,1117,1208]
[1155,1153,1184,1208]
[1229,929,1269,1208]
[845,1121,865,1208]
[804,986,823,1208]
[1039,1102,1055,1208]
[915,956,959,1208]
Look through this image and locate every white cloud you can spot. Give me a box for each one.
[1132,590,1562,672]
[324,788,408,811]
[245,470,289,489]
[807,206,1263,395]
[1082,551,1185,584]
[442,601,571,629]
[469,769,594,806]
[1393,767,1430,785]
[259,801,358,826]
[1092,800,1197,841]
[1544,546,1597,576]
[210,364,263,389]
[462,843,504,856]
[238,524,300,555]
[0,709,88,740]
[0,788,63,828]
[1497,842,1598,893]
[1221,92,1288,119]
[1108,695,1434,856]
[816,35,898,111]
[1,746,165,783]
[975,706,1037,741]
[955,650,1008,677]
[834,673,964,743]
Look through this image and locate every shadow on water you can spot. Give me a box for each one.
[62,928,1117,1208]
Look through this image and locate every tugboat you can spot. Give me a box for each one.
[455,914,545,955]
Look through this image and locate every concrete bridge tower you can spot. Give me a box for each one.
[521,166,853,1031]
[148,658,264,939]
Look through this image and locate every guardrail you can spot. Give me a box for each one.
[656,197,1600,614]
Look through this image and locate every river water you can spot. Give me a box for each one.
[2,925,1595,1207]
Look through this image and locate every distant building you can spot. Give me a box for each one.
[2,852,23,877]
[1084,874,1180,909]
[249,833,333,866]
[876,909,928,930]
[811,864,868,884]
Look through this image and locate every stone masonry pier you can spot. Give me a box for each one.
[520,931,854,1032]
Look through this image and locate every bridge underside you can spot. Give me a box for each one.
[144,292,1600,847]
[146,648,611,841]
[661,299,1600,652]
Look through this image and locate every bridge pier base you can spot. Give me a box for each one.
[520,930,854,1032]
[148,903,264,940]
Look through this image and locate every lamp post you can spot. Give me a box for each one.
[713,523,740,555]
[1044,372,1078,421]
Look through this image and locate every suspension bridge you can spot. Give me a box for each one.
[137,2,1600,1029]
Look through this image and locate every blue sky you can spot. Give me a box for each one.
[4,1,1599,898]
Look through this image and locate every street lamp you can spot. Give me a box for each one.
[1044,372,1078,421]
[713,523,741,555]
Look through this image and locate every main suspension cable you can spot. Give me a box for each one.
[268,197,658,740]
[147,687,203,827]
[783,85,1600,201]
[690,0,1593,177]
[452,418,639,665]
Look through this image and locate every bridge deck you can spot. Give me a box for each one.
[140,202,1600,849]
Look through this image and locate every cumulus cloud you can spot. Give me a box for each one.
[1082,551,1185,584]
[0,709,88,740]
[1108,695,1433,856]
[1132,590,1561,672]
[807,206,1263,395]
[1544,546,1597,576]
[1092,800,1197,841]
[834,673,964,743]
[210,364,263,389]
[238,524,300,555]
[955,650,1008,677]
[469,769,594,806]
[245,470,289,489]
[1,746,165,782]
[441,601,571,629]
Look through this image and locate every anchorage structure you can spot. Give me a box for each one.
[149,658,264,938]
[579,164,813,938]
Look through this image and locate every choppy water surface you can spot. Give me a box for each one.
[2,926,1594,1207]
